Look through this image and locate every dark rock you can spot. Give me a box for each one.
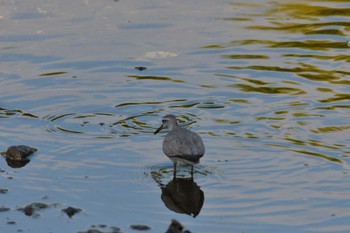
[4,145,37,161]
[0,188,8,194]
[0,206,10,212]
[62,206,81,218]
[166,219,191,233]
[129,224,151,231]
[78,225,122,233]
[18,202,49,217]
[134,66,147,71]
[78,230,103,233]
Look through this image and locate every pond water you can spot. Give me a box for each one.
[1,0,350,232]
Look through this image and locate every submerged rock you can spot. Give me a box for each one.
[0,188,8,194]
[134,66,147,71]
[0,206,10,212]
[18,202,50,217]
[166,219,191,233]
[78,225,122,233]
[2,145,37,161]
[1,145,37,168]
[129,224,151,231]
[61,206,81,218]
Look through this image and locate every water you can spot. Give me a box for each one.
[1,0,350,232]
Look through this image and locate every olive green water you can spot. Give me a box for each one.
[1,0,350,232]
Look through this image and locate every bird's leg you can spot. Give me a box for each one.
[190,165,194,179]
[173,162,177,178]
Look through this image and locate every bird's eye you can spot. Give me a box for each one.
[162,119,167,123]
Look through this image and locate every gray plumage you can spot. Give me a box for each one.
[154,114,205,176]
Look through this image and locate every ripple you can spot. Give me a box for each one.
[128,75,184,83]
[233,83,305,95]
[40,110,205,139]
[0,107,39,119]
[41,112,156,139]
[136,163,223,190]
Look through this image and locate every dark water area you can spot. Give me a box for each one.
[1,0,350,232]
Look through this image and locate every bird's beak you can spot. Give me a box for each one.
[154,124,164,135]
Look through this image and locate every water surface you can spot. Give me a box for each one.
[1,0,350,232]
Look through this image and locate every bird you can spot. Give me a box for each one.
[154,114,205,177]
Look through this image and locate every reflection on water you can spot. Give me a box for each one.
[200,0,350,166]
[151,169,204,218]
[162,178,204,218]
[5,157,30,168]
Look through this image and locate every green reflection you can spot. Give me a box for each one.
[229,99,250,104]
[292,112,323,117]
[221,17,251,21]
[128,75,184,83]
[214,119,240,124]
[56,126,83,134]
[201,44,225,49]
[242,78,271,85]
[39,71,67,76]
[169,102,199,109]
[222,54,269,59]
[21,113,39,118]
[275,110,289,115]
[0,108,39,119]
[233,83,305,95]
[308,139,342,150]
[283,54,350,62]
[317,105,350,110]
[311,125,350,134]
[197,102,225,109]
[269,143,343,164]
[47,113,75,122]
[306,29,345,36]
[270,3,350,18]
[285,137,306,146]
[292,149,343,164]
[256,116,285,121]
[316,88,333,93]
[250,22,350,34]
[203,39,347,51]
[229,63,350,84]
[319,94,350,103]
[268,40,346,50]
[115,99,187,108]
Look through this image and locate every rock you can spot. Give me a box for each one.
[0,206,10,212]
[166,219,191,233]
[78,225,122,233]
[129,224,151,231]
[18,202,49,217]
[0,188,8,194]
[61,206,81,218]
[3,145,37,161]
[134,66,147,71]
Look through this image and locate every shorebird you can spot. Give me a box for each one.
[154,114,205,176]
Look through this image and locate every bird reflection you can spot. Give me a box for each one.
[156,176,204,218]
